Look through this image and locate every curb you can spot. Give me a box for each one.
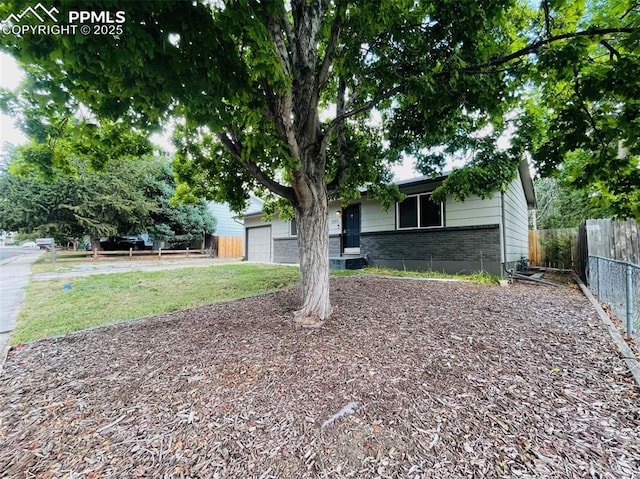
[0,333,10,376]
[575,276,640,388]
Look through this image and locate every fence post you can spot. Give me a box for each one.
[596,257,600,297]
[627,264,634,338]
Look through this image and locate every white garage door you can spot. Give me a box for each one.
[247,226,272,262]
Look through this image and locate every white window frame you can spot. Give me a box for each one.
[396,193,444,230]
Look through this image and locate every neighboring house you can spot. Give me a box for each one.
[243,160,536,276]
[207,202,244,237]
[208,197,264,237]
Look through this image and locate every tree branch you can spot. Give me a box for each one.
[216,131,295,201]
[621,2,639,19]
[261,82,300,162]
[542,0,551,38]
[326,76,349,195]
[600,40,621,61]
[323,85,403,143]
[282,6,295,47]
[264,8,293,79]
[260,8,300,163]
[572,71,608,158]
[317,0,345,91]
[460,27,636,73]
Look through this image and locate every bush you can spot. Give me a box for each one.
[541,232,574,269]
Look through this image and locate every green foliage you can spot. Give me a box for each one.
[0,157,160,242]
[510,1,640,220]
[147,162,217,246]
[533,177,612,229]
[431,141,520,203]
[0,1,636,213]
[538,231,575,269]
[0,69,152,177]
[0,156,216,245]
[0,0,526,210]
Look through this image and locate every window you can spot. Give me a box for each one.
[290,218,297,236]
[397,193,443,229]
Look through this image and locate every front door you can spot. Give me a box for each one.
[342,204,361,252]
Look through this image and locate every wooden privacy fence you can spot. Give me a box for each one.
[580,218,640,264]
[215,236,244,258]
[528,228,579,269]
[578,218,640,338]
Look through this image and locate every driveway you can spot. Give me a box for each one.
[31,257,239,281]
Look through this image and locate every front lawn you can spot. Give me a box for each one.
[12,263,300,344]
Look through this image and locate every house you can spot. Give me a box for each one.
[243,160,536,276]
[208,197,265,238]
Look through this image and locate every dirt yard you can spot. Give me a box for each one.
[0,277,638,478]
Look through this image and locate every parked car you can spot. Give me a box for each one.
[100,235,147,251]
[21,241,39,248]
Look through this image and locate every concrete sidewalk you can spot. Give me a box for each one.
[0,250,42,371]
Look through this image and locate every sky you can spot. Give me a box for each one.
[0,51,419,179]
[0,52,26,149]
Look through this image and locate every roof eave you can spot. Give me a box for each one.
[518,159,537,209]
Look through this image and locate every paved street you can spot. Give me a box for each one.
[0,248,27,262]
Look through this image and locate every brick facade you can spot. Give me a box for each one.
[360,225,502,275]
[273,226,501,274]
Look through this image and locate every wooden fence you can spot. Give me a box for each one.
[580,218,640,264]
[83,236,245,259]
[215,236,244,258]
[528,228,579,269]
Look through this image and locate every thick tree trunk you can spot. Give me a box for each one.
[293,180,332,325]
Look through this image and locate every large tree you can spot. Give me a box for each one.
[1,0,638,324]
[147,161,217,248]
[0,158,159,247]
[532,177,613,230]
[0,156,218,249]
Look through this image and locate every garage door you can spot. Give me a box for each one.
[247,226,272,262]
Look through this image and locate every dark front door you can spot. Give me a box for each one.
[342,204,361,249]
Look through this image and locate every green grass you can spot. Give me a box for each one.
[14,262,499,345]
[12,264,300,344]
[331,266,500,285]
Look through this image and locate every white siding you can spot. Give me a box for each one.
[502,175,529,263]
[445,194,502,228]
[360,199,395,233]
[271,216,291,238]
[244,215,270,228]
[327,201,343,236]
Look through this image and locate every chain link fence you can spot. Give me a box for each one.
[587,255,640,338]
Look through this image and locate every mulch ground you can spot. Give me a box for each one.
[1,276,639,478]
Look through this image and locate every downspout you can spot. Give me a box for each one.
[501,192,509,277]
[502,191,559,287]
